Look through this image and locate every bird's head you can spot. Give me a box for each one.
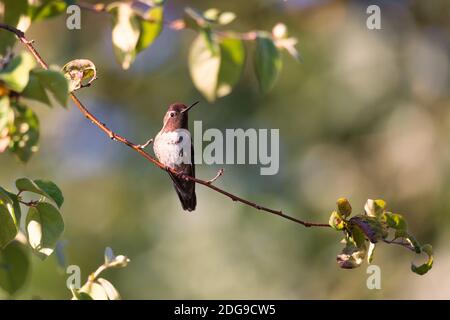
[162,101,199,131]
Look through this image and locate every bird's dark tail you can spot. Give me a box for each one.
[168,173,197,212]
[173,184,196,211]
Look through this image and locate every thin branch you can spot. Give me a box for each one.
[0,23,329,229]
[207,169,224,184]
[77,1,185,30]
[76,2,106,14]
[76,2,258,40]
[138,138,153,150]
[16,189,39,207]
[215,30,258,41]
[0,24,49,69]
[18,200,39,206]
[382,239,415,252]
[88,264,108,284]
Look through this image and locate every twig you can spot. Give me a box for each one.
[88,264,108,284]
[77,2,106,13]
[82,253,129,292]
[17,189,39,206]
[207,169,224,184]
[382,239,415,252]
[0,23,330,229]
[138,138,153,150]
[77,1,184,30]
[215,30,258,41]
[18,200,39,206]
[76,2,260,40]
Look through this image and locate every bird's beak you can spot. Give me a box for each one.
[181,101,199,113]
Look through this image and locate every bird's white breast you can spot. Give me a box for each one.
[154,129,192,168]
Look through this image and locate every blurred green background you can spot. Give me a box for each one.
[1,0,450,299]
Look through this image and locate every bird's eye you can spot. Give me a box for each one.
[170,112,175,117]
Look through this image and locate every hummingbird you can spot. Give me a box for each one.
[152,102,199,211]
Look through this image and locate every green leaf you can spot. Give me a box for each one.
[189,31,221,102]
[107,2,141,70]
[34,180,64,208]
[8,102,39,162]
[1,0,28,26]
[384,212,407,229]
[329,210,345,231]
[16,178,63,208]
[384,212,408,238]
[26,202,64,259]
[21,72,50,105]
[336,197,352,217]
[16,177,44,195]
[33,69,69,108]
[0,52,36,92]
[61,59,97,92]
[0,0,29,54]
[0,190,18,249]
[349,224,366,248]
[135,5,164,53]
[349,215,388,243]
[254,32,282,93]
[29,0,73,22]
[411,244,433,275]
[0,186,21,225]
[97,278,121,300]
[364,199,386,218]
[216,37,245,98]
[9,194,21,226]
[0,241,30,295]
[203,28,220,56]
[405,234,422,254]
[80,282,109,300]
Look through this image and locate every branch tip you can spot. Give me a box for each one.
[138,138,153,150]
[207,168,224,184]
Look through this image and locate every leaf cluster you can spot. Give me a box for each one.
[0,52,69,162]
[71,247,130,300]
[0,178,64,295]
[329,198,433,275]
